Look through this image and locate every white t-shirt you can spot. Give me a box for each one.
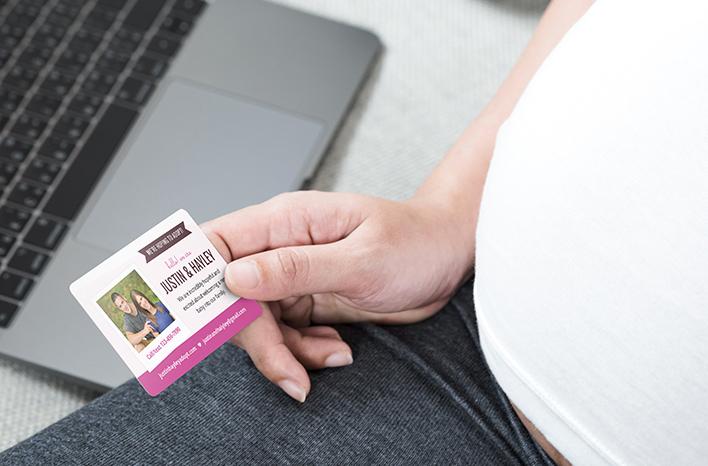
[474,1,708,465]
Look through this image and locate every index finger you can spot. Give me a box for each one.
[201,191,365,262]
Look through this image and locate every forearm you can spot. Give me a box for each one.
[414,0,595,253]
[125,331,146,345]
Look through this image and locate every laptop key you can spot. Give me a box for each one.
[40,69,76,96]
[8,7,41,27]
[0,47,12,68]
[160,15,192,37]
[25,158,61,185]
[13,3,43,16]
[0,34,19,51]
[50,2,81,23]
[0,232,15,257]
[117,75,154,106]
[39,136,74,162]
[172,0,206,19]
[0,300,18,327]
[57,0,87,9]
[0,136,33,163]
[45,6,75,27]
[26,93,63,118]
[4,64,39,90]
[0,271,34,301]
[4,16,32,31]
[24,216,67,250]
[109,28,143,53]
[82,68,119,95]
[31,23,65,48]
[0,161,18,186]
[26,0,53,11]
[54,114,89,141]
[8,246,49,275]
[95,49,131,73]
[69,27,104,52]
[0,205,31,233]
[56,48,93,75]
[9,180,46,209]
[133,54,168,80]
[68,93,104,118]
[44,105,137,220]
[10,114,48,140]
[35,21,68,39]
[0,24,27,43]
[84,7,118,31]
[95,0,126,12]
[147,35,180,58]
[18,45,53,70]
[124,0,167,31]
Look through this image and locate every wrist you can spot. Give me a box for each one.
[409,115,502,274]
[404,194,476,295]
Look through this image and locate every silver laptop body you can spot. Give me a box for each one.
[0,0,380,390]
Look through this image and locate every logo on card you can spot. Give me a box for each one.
[138,221,192,263]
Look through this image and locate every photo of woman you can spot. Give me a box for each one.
[129,290,175,334]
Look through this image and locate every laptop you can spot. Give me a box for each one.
[0,0,380,390]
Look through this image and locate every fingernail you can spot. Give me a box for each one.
[324,352,353,368]
[278,379,307,403]
[228,261,260,289]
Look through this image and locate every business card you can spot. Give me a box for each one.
[70,209,262,395]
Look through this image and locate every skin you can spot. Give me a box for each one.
[134,293,176,323]
[202,0,594,462]
[113,294,157,344]
[135,294,156,314]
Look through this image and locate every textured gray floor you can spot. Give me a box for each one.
[0,0,545,452]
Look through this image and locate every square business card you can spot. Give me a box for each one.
[70,209,261,395]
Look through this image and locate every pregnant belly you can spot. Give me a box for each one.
[473,1,708,462]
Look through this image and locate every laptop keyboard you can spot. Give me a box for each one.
[0,0,206,327]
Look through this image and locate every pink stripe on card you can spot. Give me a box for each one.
[137,299,262,396]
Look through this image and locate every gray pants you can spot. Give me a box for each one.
[1,280,553,465]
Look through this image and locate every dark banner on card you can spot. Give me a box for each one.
[138,222,191,263]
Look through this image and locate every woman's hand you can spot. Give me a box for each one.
[202,190,475,402]
[141,321,154,337]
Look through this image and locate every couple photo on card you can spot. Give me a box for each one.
[96,270,176,353]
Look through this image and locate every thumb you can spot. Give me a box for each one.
[225,242,357,301]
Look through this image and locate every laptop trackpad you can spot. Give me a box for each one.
[76,79,322,252]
